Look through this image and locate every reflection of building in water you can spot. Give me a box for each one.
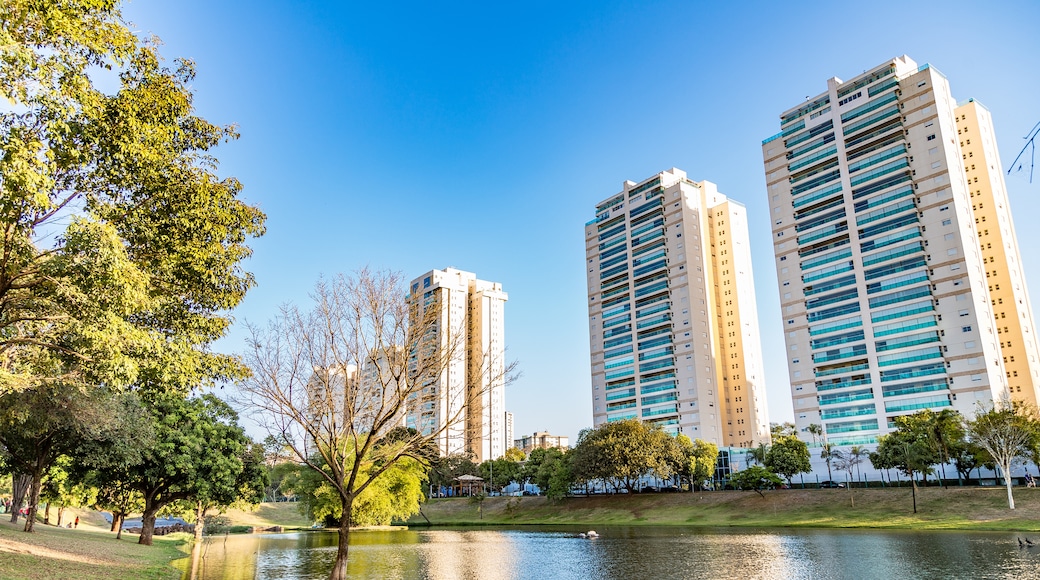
[420,530,517,580]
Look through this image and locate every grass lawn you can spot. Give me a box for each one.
[0,515,186,580]
[406,486,1040,531]
[219,501,311,529]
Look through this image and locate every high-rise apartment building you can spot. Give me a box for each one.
[761,55,1027,445]
[955,100,1040,405]
[407,268,508,462]
[585,168,770,448]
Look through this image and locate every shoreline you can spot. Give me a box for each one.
[404,486,1040,532]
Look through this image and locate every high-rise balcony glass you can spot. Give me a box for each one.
[820,404,876,420]
[819,388,873,406]
[825,419,879,434]
[884,395,952,413]
[881,378,948,397]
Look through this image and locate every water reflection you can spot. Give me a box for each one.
[178,527,1040,580]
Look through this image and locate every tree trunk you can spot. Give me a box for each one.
[56,506,65,527]
[329,498,352,580]
[23,470,44,532]
[1002,461,1016,510]
[139,505,159,545]
[110,511,120,532]
[43,502,51,525]
[115,513,125,540]
[9,473,30,524]
[194,502,207,544]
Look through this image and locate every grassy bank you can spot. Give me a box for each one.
[220,501,311,530]
[0,517,187,580]
[405,486,1040,531]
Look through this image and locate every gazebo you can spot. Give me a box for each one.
[454,474,484,496]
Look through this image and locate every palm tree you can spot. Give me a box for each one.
[848,445,868,487]
[807,424,823,447]
[747,443,769,467]
[820,442,836,482]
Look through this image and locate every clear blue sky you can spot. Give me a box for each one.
[124,0,1040,444]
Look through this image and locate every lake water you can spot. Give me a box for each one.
[178,526,1040,579]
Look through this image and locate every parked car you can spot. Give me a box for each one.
[819,481,846,488]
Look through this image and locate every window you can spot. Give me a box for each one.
[962,326,972,332]
[927,134,936,141]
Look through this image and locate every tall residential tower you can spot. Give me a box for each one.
[407,268,508,462]
[761,56,1035,445]
[586,168,770,448]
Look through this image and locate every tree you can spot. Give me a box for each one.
[870,431,936,513]
[504,447,526,462]
[236,270,516,580]
[188,440,268,545]
[688,439,720,491]
[569,420,667,493]
[479,457,520,493]
[127,393,257,545]
[847,445,869,486]
[729,465,783,497]
[806,424,823,447]
[428,453,479,495]
[764,436,811,485]
[967,401,1039,510]
[771,422,797,439]
[746,443,769,467]
[820,443,837,482]
[0,1,266,397]
[833,449,864,506]
[0,384,128,532]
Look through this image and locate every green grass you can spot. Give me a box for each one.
[219,501,312,529]
[405,486,1040,532]
[0,518,187,580]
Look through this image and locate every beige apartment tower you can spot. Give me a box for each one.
[407,268,508,462]
[761,56,1027,445]
[955,101,1040,405]
[585,168,770,448]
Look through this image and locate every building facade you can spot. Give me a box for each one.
[514,431,569,454]
[955,100,1040,405]
[585,168,770,448]
[407,268,508,462]
[761,56,1021,446]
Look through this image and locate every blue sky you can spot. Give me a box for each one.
[123,0,1040,444]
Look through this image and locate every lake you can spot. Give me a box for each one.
[178,526,1040,579]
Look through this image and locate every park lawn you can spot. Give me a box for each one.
[406,486,1040,532]
[0,518,187,580]
[220,501,312,529]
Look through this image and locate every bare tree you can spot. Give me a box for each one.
[967,398,1038,510]
[236,270,515,580]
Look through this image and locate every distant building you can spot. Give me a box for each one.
[514,432,569,454]
[585,168,771,448]
[407,268,508,462]
[504,411,514,455]
[761,55,1031,445]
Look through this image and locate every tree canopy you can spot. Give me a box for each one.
[0,0,265,395]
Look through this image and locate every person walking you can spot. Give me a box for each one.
[74,516,79,528]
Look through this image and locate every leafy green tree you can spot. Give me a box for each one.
[503,447,526,462]
[527,447,566,492]
[126,393,256,545]
[572,419,668,493]
[187,440,268,543]
[0,1,265,397]
[689,439,720,491]
[544,454,574,502]
[479,457,521,493]
[729,466,783,497]
[429,453,479,494]
[764,435,811,485]
[951,438,990,483]
[870,430,937,513]
[0,384,128,531]
[294,450,427,527]
[967,400,1040,510]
